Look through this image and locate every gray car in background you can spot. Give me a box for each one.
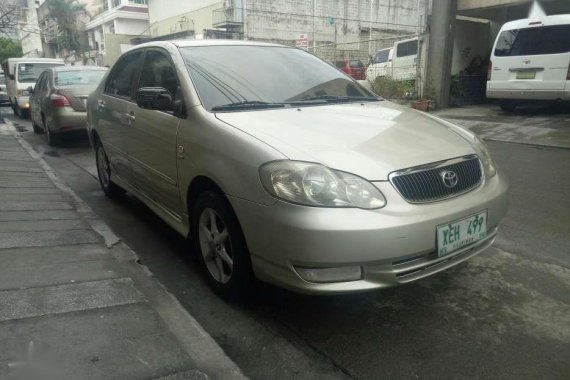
[30,66,108,146]
[87,40,508,299]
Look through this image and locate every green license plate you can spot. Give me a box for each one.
[437,211,487,257]
[516,71,536,79]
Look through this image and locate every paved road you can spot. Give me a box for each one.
[3,106,569,380]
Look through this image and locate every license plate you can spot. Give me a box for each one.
[516,71,535,79]
[436,211,487,257]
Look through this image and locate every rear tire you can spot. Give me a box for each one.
[95,141,126,198]
[499,100,517,112]
[45,124,59,147]
[31,112,43,134]
[192,191,254,300]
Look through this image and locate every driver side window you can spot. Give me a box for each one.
[139,50,179,98]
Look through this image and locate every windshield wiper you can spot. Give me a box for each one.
[295,95,381,103]
[211,100,285,111]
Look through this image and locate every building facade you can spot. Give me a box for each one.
[18,0,44,57]
[85,0,149,65]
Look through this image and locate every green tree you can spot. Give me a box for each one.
[47,0,87,53]
[0,37,22,62]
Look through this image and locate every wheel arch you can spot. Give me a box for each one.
[185,175,247,241]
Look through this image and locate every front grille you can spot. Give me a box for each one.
[390,155,483,203]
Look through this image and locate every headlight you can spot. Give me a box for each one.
[260,161,386,209]
[17,90,30,97]
[474,136,496,178]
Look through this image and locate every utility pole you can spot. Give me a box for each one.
[243,0,248,40]
[312,0,316,49]
[368,0,374,57]
[425,0,457,108]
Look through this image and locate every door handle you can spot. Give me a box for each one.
[97,99,106,111]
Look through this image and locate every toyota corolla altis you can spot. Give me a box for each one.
[87,40,508,297]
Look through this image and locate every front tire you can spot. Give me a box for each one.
[95,141,126,198]
[192,191,254,300]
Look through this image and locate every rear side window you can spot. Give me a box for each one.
[334,61,345,68]
[55,70,106,87]
[104,51,143,99]
[373,50,390,64]
[349,60,364,68]
[396,40,418,58]
[495,25,570,56]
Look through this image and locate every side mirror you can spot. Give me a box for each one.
[137,87,173,112]
[27,86,34,94]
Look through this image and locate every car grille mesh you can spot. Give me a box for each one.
[390,156,483,203]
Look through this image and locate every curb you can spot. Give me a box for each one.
[3,121,247,380]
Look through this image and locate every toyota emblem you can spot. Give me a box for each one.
[440,170,459,188]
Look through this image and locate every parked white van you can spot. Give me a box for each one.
[487,14,570,111]
[366,47,393,82]
[1,58,65,117]
[366,37,418,83]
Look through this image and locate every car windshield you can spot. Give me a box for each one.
[17,63,62,83]
[55,70,106,87]
[179,45,377,111]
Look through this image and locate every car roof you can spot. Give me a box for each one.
[4,58,64,64]
[131,39,289,51]
[50,65,108,72]
[500,14,570,31]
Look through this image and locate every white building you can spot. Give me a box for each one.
[18,0,44,57]
[85,0,149,63]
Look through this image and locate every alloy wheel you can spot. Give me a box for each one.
[198,207,233,284]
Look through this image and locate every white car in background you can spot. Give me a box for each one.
[366,47,393,82]
[366,37,419,83]
[487,13,570,111]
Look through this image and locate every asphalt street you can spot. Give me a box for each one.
[3,105,569,380]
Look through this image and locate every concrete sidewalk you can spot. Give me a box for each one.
[0,124,246,380]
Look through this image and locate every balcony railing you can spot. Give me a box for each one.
[212,7,243,29]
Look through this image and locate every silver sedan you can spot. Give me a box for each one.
[87,40,508,298]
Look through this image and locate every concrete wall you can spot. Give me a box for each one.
[102,33,137,66]
[245,0,427,61]
[115,18,149,35]
[148,0,219,24]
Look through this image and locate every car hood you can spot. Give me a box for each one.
[215,101,476,180]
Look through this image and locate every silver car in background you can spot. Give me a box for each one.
[30,66,107,145]
[87,40,508,298]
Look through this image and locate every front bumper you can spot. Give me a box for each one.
[230,172,508,294]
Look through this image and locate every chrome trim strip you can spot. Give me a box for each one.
[388,155,484,204]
